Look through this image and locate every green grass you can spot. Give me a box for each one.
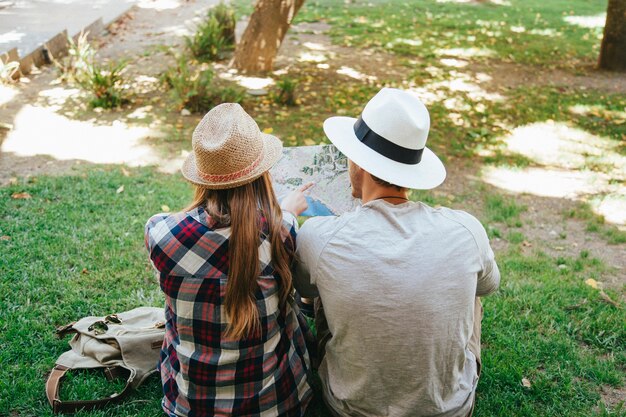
[296,0,607,69]
[484,193,526,227]
[235,0,623,161]
[566,202,626,245]
[1,169,624,416]
[479,249,626,416]
[2,0,625,415]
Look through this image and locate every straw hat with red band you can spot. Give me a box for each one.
[181,103,283,189]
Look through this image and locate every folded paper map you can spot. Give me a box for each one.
[271,144,359,216]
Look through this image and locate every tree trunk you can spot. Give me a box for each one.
[598,0,626,71]
[232,0,305,73]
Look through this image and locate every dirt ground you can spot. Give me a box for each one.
[1,0,624,291]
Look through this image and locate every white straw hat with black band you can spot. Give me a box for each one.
[323,87,446,190]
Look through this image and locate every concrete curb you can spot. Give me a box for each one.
[0,4,136,79]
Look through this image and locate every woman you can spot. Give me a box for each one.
[145,103,314,417]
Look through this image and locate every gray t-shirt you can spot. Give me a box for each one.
[294,199,500,417]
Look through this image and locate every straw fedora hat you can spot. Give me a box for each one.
[181,103,283,189]
[323,88,446,190]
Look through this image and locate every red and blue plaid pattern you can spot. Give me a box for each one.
[145,207,313,417]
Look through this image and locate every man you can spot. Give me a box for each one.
[294,88,500,417]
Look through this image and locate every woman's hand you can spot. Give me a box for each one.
[280,182,315,217]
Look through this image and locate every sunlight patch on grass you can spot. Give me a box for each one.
[499,122,625,172]
[482,167,611,198]
[303,42,327,51]
[219,73,275,90]
[38,87,82,106]
[0,84,18,106]
[391,38,423,47]
[435,47,495,58]
[563,14,606,29]
[299,51,328,63]
[439,58,469,67]
[137,0,182,11]
[595,194,626,229]
[1,105,168,167]
[127,105,154,120]
[528,28,562,37]
[409,70,504,106]
[481,122,625,225]
[569,104,626,124]
[336,66,376,81]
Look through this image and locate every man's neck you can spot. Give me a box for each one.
[361,189,409,205]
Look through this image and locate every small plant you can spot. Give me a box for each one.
[274,77,298,106]
[52,32,127,109]
[77,60,128,109]
[211,83,246,105]
[186,3,236,61]
[0,60,19,83]
[212,2,236,45]
[162,54,244,113]
[53,32,95,83]
[163,55,214,112]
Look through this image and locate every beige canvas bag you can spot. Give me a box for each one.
[46,307,165,414]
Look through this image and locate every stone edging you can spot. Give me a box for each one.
[0,5,137,79]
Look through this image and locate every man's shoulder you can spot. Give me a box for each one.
[431,206,489,247]
[299,212,356,239]
[296,212,358,262]
[433,206,482,226]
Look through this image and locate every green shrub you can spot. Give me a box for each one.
[274,77,298,106]
[77,60,128,109]
[52,32,127,109]
[212,2,236,45]
[186,3,236,61]
[162,54,244,113]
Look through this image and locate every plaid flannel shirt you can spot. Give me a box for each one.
[145,206,313,417]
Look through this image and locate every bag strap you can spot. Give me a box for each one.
[46,365,134,414]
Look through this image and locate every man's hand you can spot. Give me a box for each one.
[280,182,315,216]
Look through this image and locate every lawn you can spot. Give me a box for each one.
[1,168,624,417]
[1,0,625,415]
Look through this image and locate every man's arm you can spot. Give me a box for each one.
[476,244,500,296]
[292,218,328,299]
[451,210,501,296]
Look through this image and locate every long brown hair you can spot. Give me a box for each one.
[186,172,294,339]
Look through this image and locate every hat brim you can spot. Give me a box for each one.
[181,133,283,189]
[323,116,446,190]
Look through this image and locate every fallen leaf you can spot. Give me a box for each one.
[161,205,171,212]
[521,378,531,388]
[121,168,131,177]
[0,235,10,241]
[585,278,598,289]
[599,290,621,308]
[11,192,32,199]
[116,185,125,194]
[81,268,89,275]
[263,127,274,134]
